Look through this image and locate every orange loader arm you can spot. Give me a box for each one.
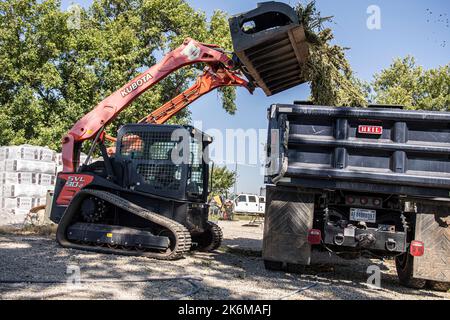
[105,64,251,154]
[62,38,248,172]
[140,65,251,125]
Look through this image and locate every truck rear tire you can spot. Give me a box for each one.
[286,263,305,274]
[263,260,305,274]
[395,211,426,289]
[264,260,283,271]
[404,203,450,291]
[395,252,426,289]
[428,281,450,292]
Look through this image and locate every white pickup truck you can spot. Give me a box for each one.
[234,193,265,214]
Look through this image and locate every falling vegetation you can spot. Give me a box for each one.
[295,1,368,107]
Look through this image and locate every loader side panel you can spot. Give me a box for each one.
[263,185,314,265]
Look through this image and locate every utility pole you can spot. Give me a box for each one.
[234,163,238,195]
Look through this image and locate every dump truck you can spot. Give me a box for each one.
[263,103,450,291]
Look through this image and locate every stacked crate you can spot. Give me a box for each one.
[0,145,56,226]
[55,153,89,173]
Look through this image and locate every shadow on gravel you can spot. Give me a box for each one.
[0,235,446,300]
[205,236,445,300]
[0,235,221,300]
[222,237,262,252]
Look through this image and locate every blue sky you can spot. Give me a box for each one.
[61,0,449,195]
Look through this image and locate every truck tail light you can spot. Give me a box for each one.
[346,196,355,204]
[410,240,424,257]
[307,229,322,245]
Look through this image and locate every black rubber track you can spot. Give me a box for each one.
[194,221,223,252]
[56,189,191,260]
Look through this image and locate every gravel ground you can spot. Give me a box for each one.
[0,220,448,300]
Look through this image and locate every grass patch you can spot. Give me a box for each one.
[208,214,221,222]
[233,214,261,221]
[0,224,57,236]
[208,214,264,222]
[218,245,262,258]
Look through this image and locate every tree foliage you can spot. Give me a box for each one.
[0,0,235,150]
[209,165,236,197]
[371,56,449,111]
[295,1,367,107]
[2,0,447,157]
[294,2,449,111]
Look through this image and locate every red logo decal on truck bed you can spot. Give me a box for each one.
[358,125,383,135]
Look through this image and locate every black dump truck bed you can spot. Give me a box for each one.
[265,104,450,199]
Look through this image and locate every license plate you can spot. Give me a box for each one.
[350,208,376,223]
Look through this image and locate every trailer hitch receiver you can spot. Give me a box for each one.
[229,1,309,96]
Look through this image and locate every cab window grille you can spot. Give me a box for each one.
[119,131,177,160]
[137,164,181,190]
[119,130,204,194]
[187,138,204,195]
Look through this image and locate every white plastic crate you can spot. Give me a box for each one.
[37,173,55,186]
[56,153,63,166]
[0,172,34,185]
[0,211,28,225]
[38,147,56,162]
[0,145,38,161]
[37,197,47,206]
[2,184,50,198]
[56,165,63,175]
[0,172,55,186]
[80,153,88,164]
[4,159,56,174]
[0,144,60,226]
[1,197,34,210]
[54,152,90,171]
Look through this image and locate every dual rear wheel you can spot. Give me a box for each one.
[395,251,450,292]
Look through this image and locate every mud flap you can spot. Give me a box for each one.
[229,1,309,96]
[263,186,314,265]
[413,203,450,283]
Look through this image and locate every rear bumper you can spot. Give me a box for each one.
[324,224,407,253]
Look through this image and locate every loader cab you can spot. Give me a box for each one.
[115,124,212,202]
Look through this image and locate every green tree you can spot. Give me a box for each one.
[210,165,236,197]
[295,1,367,107]
[0,0,235,150]
[371,56,449,111]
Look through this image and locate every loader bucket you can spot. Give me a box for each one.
[229,1,309,96]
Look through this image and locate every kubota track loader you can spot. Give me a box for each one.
[49,2,309,259]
